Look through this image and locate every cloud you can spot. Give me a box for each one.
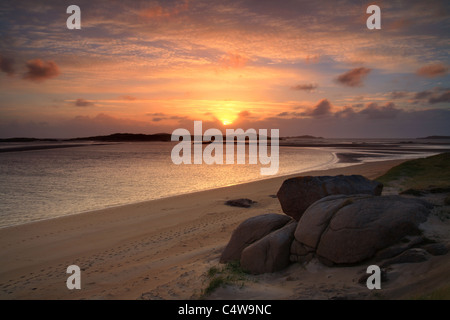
[139,0,189,19]
[336,67,371,87]
[0,113,159,139]
[0,55,15,76]
[301,99,332,118]
[334,107,356,119]
[146,113,188,122]
[416,63,448,78]
[414,90,433,100]
[147,112,167,117]
[74,99,94,107]
[23,59,60,82]
[170,115,188,120]
[359,102,402,119]
[220,53,248,69]
[119,95,137,101]
[238,110,251,117]
[390,91,408,99]
[428,90,450,104]
[412,88,450,104]
[291,83,318,92]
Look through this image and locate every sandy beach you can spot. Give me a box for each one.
[0,158,449,300]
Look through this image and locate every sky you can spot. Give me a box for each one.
[0,0,449,138]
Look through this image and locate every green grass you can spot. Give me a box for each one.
[376,153,450,192]
[201,261,248,298]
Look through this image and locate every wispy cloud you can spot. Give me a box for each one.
[74,99,95,107]
[291,83,318,92]
[119,95,137,101]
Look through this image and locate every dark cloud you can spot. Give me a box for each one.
[412,88,450,104]
[23,59,60,82]
[0,55,15,76]
[390,91,408,99]
[308,99,332,118]
[277,111,290,117]
[334,107,356,119]
[148,114,188,122]
[336,67,371,87]
[74,99,94,107]
[414,90,433,100]
[300,99,331,118]
[170,115,188,120]
[416,63,448,78]
[146,112,166,116]
[429,90,450,104]
[360,102,402,119]
[291,83,318,92]
[238,110,251,117]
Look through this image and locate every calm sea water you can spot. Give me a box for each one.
[0,141,442,228]
[0,142,336,228]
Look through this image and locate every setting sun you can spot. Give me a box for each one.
[222,120,233,125]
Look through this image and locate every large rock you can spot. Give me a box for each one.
[220,213,292,263]
[292,195,431,265]
[241,220,297,274]
[277,175,383,220]
[290,239,314,263]
[294,195,360,249]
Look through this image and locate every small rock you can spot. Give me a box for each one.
[224,198,256,208]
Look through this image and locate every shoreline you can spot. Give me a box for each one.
[0,159,412,300]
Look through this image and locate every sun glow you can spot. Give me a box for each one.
[222,119,233,125]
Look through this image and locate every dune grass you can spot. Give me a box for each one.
[376,152,450,192]
[201,261,248,298]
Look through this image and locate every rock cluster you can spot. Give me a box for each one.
[220,175,441,274]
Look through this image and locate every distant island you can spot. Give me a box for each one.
[417,136,450,140]
[69,133,172,142]
[0,133,172,143]
[0,132,278,143]
[285,135,324,139]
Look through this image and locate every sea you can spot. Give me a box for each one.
[0,139,446,228]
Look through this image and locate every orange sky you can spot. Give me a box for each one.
[0,0,449,138]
